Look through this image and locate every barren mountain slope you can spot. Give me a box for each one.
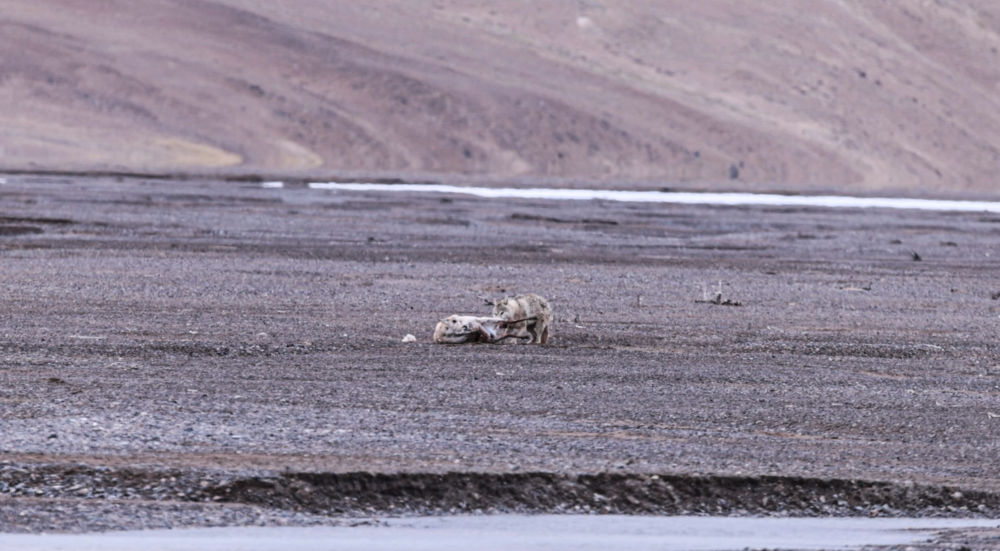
[2,1,1000,196]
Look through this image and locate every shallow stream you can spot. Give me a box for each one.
[304,182,1000,213]
[3,515,997,551]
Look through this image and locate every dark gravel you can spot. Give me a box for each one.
[1,175,999,544]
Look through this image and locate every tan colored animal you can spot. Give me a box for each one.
[432,315,535,344]
[489,293,552,344]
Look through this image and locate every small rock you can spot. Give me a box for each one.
[401,334,417,343]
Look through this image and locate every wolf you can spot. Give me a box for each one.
[432,315,535,344]
[488,293,552,344]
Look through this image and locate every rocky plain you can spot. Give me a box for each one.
[3,1,1000,547]
[0,175,997,549]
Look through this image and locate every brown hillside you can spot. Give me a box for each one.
[2,1,1000,196]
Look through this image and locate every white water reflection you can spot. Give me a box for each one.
[3,516,996,551]
[306,182,1000,213]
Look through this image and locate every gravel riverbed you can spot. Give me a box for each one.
[1,175,999,547]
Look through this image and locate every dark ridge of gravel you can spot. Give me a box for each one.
[2,462,998,532]
[219,471,1000,518]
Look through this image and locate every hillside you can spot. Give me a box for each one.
[2,1,1000,196]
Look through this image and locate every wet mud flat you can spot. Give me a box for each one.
[1,176,999,543]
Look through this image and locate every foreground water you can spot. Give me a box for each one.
[305,182,1000,213]
[3,516,997,551]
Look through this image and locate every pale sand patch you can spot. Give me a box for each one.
[153,138,243,168]
[272,139,324,169]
